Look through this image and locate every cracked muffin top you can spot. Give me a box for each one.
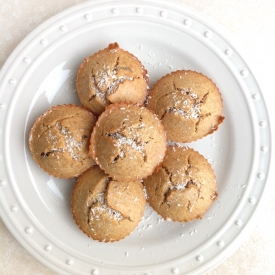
[146,70,224,143]
[89,103,167,182]
[29,104,97,178]
[76,42,149,116]
[143,146,218,222]
[71,165,146,242]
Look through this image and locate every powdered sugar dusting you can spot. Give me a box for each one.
[56,122,83,160]
[90,63,134,103]
[166,88,201,120]
[39,122,84,160]
[107,132,146,161]
[90,192,123,221]
[170,183,187,191]
[143,185,148,199]
[105,115,147,163]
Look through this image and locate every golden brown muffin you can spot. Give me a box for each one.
[90,103,167,182]
[76,42,149,116]
[29,104,96,178]
[146,70,224,142]
[71,166,146,242]
[143,146,218,222]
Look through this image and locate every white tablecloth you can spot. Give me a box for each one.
[1,0,274,274]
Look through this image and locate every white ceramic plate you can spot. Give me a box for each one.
[0,0,271,274]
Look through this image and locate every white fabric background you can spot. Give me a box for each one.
[0,0,274,274]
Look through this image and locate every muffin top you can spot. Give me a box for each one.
[90,103,167,182]
[71,165,146,242]
[29,104,96,178]
[76,42,149,116]
[147,70,224,143]
[143,146,218,222]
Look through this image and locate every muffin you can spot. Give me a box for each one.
[29,104,97,178]
[143,146,218,222]
[71,165,146,242]
[90,103,167,182]
[76,42,149,116]
[146,70,224,142]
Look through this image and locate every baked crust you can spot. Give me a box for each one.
[29,104,96,178]
[90,102,167,182]
[143,145,218,222]
[147,70,224,142]
[76,43,149,116]
[71,166,146,242]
